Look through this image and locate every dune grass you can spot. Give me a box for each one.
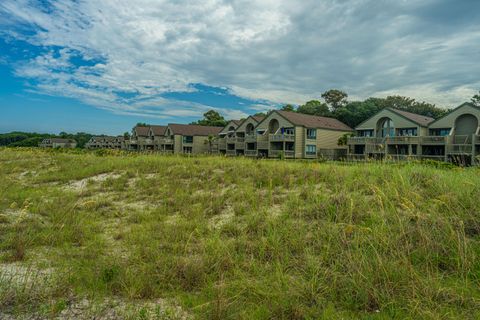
[0,148,480,319]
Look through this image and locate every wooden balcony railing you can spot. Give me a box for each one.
[245,150,258,157]
[386,136,420,144]
[269,134,295,142]
[420,136,447,144]
[269,150,295,158]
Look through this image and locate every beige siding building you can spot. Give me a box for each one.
[125,126,150,151]
[167,124,223,154]
[85,136,124,149]
[347,103,480,165]
[39,138,77,148]
[217,120,242,155]
[227,110,353,159]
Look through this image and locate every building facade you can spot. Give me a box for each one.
[85,136,124,149]
[39,138,77,148]
[347,103,480,165]
[214,111,353,159]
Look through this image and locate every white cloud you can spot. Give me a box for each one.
[0,0,479,119]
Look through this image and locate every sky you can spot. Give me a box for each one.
[0,0,479,135]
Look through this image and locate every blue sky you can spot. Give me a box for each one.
[1,0,479,135]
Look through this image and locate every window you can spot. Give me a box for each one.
[183,146,193,154]
[397,128,417,136]
[307,129,317,139]
[306,144,316,155]
[280,127,295,135]
[183,136,193,143]
[358,130,374,137]
[430,128,451,136]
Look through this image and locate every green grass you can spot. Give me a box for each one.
[1,148,480,319]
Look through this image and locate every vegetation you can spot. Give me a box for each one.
[191,110,228,127]
[279,90,456,128]
[0,132,94,148]
[472,91,480,107]
[1,148,480,319]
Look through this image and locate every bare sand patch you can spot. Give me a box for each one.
[65,173,122,191]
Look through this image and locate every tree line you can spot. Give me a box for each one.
[193,90,480,129]
[0,132,94,148]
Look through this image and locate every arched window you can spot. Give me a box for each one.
[378,118,395,137]
[246,123,254,134]
[269,119,280,134]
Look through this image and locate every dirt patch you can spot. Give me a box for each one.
[0,297,191,320]
[65,173,122,191]
[209,206,235,229]
[0,263,53,287]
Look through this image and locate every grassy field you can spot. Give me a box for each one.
[1,148,480,319]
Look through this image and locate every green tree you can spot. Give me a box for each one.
[472,91,480,107]
[297,100,331,116]
[321,89,348,110]
[191,110,228,127]
[136,123,149,127]
[123,132,131,140]
[204,134,218,154]
[280,104,296,112]
[337,133,355,146]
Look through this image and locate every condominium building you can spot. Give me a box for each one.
[216,110,353,159]
[125,124,223,154]
[39,138,77,148]
[85,136,124,149]
[347,103,480,165]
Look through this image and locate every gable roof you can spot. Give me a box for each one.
[168,124,223,136]
[388,108,435,127]
[219,120,242,135]
[236,115,266,130]
[428,102,479,126]
[150,125,167,136]
[252,115,265,123]
[276,110,353,131]
[134,126,150,137]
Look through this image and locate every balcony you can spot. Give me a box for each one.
[420,136,446,144]
[269,150,295,158]
[386,136,420,144]
[235,141,245,149]
[347,137,385,145]
[218,138,227,150]
[245,134,256,142]
[226,136,236,143]
[245,150,258,157]
[226,149,236,156]
[158,138,174,144]
[269,134,295,142]
[448,144,473,154]
[475,135,480,144]
[305,152,317,159]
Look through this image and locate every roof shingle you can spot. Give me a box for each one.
[168,124,223,136]
[389,108,435,127]
[276,111,353,131]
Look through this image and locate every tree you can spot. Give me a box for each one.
[280,104,296,112]
[191,110,228,127]
[136,123,149,127]
[123,132,131,140]
[204,134,217,154]
[472,91,480,107]
[253,112,267,117]
[333,100,382,128]
[321,89,348,110]
[337,133,355,146]
[297,100,331,117]
[372,96,448,118]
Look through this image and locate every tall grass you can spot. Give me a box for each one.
[0,148,479,319]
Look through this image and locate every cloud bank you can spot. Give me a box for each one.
[1,0,479,119]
